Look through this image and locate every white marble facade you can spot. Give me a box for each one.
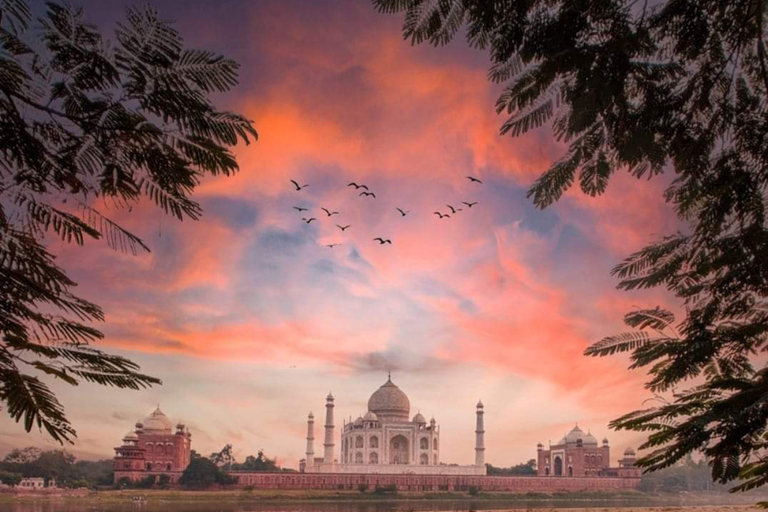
[303,375,486,475]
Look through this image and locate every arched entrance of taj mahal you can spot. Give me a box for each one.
[390,435,409,464]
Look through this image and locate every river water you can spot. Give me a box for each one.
[0,497,756,512]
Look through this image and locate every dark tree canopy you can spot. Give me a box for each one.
[179,457,237,489]
[0,0,256,443]
[375,0,768,493]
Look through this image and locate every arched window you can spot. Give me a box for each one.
[420,437,429,450]
[370,436,378,449]
[166,444,173,455]
[370,452,378,464]
[356,436,364,448]
[433,438,438,450]
[146,462,152,470]
[420,453,428,465]
[166,463,172,471]
[554,456,562,476]
[355,452,363,464]
[545,467,550,476]
[568,466,574,477]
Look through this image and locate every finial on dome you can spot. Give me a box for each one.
[477,399,484,408]
[387,370,391,382]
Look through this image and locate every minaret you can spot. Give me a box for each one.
[305,412,315,470]
[323,392,335,464]
[475,400,485,466]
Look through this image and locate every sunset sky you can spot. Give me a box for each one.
[0,0,681,467]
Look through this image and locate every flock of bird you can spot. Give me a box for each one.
[288,177,484,248]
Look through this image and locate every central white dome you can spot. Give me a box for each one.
[367,376,410,421]
[142,406,173,432]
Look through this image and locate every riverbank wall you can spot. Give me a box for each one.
[115,470,640,492]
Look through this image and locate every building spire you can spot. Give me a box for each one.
[475,399,485,466]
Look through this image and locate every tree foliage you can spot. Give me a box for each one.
[0,447,113,488]
[486,459,537,476]
[375,0,768,493]
[178,457,237,489]
[232,449,281,472]
[0,1,256,443]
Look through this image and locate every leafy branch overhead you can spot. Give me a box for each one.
[0,0,256,442]
[375,0,768,494]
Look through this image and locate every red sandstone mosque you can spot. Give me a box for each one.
[113,388,641,491]
[536,424,641,479]
[113,406,191,478]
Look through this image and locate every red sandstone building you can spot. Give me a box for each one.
[537,425,641,479]
[114,406,191,482]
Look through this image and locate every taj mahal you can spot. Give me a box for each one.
[300,375,487,475]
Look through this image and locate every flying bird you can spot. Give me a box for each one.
[462,201,478,208]
[336,224,351,231]
[321,207,339,217]
[302,217,316,224]
[373,238,392,244]
[291,179,309,191]
[359,191,376,198]
[433,212,450,219]
[396,208,410,217]
[447,204,463,214]
[293,206,308,212]
[347,182,369,190]
[466,176,483,184]
[325,243,341,248]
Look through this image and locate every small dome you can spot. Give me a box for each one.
[308,411,314,419]
[413,412,426,424]
[123,430,138,441]
[430,417,436,424]
[624,447,636,456]
[565,424,585,444]
[477,400,484,408]
[354,415,363,426]
[363,411,378,422]
[142,406,173,432]
[603,437,609,444]
[368,376,410,421]
[583,431,599,446]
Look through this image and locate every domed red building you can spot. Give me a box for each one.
[536,424,640,478]
[113,406,192,482]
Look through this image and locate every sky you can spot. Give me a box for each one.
[0,0,681,468]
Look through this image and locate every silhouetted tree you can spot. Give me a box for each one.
[232,449,280,472]
[209,444,234,471]
[0,1,256,443]
[179,457,237,489]
[375,0,768,493]
[486,459,537,476]
[0,471,22,488]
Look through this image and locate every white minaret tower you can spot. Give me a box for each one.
[305,411,315,470]
[323,392,335,464]
[475,400,485,466]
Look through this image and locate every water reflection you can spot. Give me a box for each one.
[0,499,680,512]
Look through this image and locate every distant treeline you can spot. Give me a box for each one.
[638,456,727,493]
[0,445,292,490]
[485,459,537,476]
[0,447,113,488]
